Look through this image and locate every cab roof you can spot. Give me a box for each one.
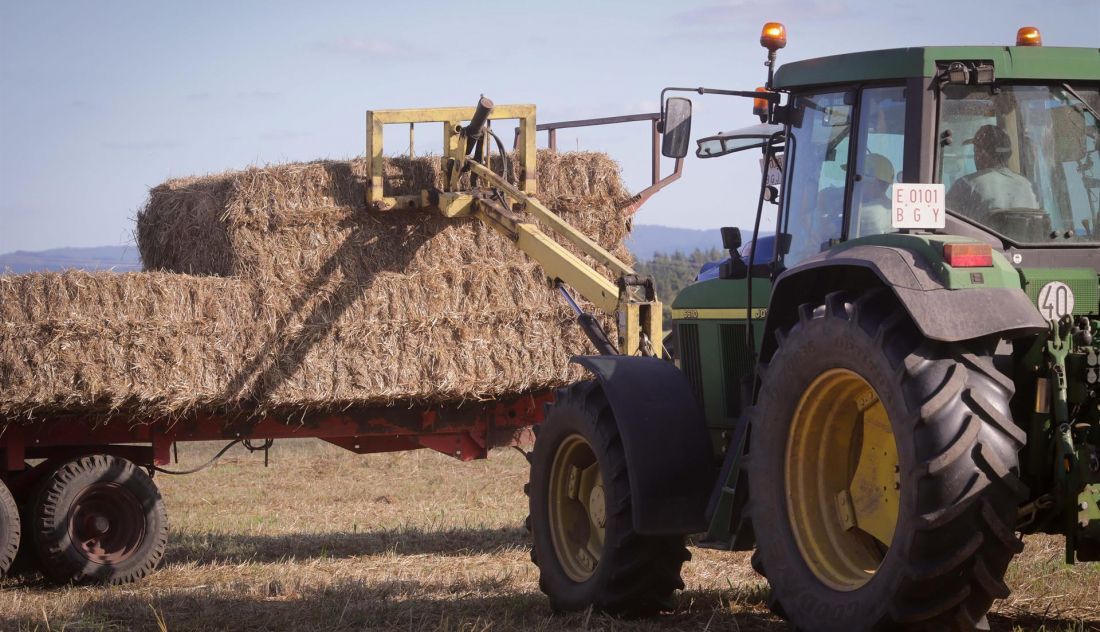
[772,46,1100,90]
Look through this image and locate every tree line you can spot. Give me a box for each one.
[634,247,725,321]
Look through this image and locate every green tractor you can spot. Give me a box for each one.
[526,24,1100,630]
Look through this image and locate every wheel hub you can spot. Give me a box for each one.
[86,514,111,536]
[548,434,606,582]
[69,482,146,564]
[786,369,900,591]
[588,485,606,528]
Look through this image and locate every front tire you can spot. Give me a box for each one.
[31,455,168,585]
[527,381,689,616]
[0,479,19,577]
[749,290,1025,630]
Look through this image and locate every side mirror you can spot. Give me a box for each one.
[720,226,743,251]
[661,97,693,158]
[776,233,793,256]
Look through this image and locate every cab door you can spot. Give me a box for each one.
[778,85,909,268]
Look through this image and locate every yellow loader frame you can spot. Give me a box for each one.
[365,101,662,357]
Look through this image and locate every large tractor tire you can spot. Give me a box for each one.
[749,290,1025,631]
[0,480,19,578]
[527,381,690,616]
[31,455,168,585]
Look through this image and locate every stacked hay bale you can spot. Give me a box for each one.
[0,152,632,424]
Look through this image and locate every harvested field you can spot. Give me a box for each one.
[0,441,1096,631]
[1,152,629,423]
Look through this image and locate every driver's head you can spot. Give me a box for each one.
[862,153,894,196]
[965,125,1012,170]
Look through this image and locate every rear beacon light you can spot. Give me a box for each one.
[1016,26,1042,46]
[760,22,787,51]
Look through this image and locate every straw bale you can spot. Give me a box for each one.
[2,152,633,424]
[135,151,632,283]
[0,270,595,423]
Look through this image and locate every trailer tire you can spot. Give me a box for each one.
[31,455,168,585]
[0,480,19,578]
[749,290,1024,630]
[527,381,689,616]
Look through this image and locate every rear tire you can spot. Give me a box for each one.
[527,381,690,616]
[749,290,1025,630]
[0,480,19,578]
[31,455,168,585]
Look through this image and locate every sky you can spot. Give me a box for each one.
[1,0,1097,253]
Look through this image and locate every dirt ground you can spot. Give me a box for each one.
[1,440,1097,631]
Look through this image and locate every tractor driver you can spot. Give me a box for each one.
[946,124,1039,221]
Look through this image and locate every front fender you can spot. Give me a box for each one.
[572,355,715,536]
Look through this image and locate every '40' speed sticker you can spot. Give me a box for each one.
[1037,281,1075,320]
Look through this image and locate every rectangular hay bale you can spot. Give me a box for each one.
[135,151,632,283]
[0,270,593,423]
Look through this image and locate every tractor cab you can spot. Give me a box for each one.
[769,45,1100,272]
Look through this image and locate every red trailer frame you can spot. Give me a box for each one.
[1,389,551,480]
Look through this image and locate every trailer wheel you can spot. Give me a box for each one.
[31,455,168,585]
[749,290,1024,630]
[527,381,689,616]
[0,480,19,578]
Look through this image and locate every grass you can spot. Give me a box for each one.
[0,440,1097,631]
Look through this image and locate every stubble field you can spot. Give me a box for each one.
[1,440,1097,631]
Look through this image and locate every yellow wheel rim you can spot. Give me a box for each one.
[786,368,900,591]
[548,434,605,582]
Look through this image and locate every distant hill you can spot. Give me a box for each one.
[1,225,744,275]
[626,225,730,260]
[0,246,142,274]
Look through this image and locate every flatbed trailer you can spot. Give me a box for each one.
[0,389,552,584]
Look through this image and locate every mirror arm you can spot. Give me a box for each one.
[660,86,783,129]
[660,86,780,113]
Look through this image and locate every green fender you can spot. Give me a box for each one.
[761,241,1047,361]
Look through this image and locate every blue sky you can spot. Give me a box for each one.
[1,0,1096,252]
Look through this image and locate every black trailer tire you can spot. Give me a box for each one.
[31,455,168,585]
[749,290,1025,631]
[6,461,60,578]
[0,480,19,577]
[527,381,690,616]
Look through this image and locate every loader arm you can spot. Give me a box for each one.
[365,99,663,357]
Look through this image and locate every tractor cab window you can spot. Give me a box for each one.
[781,90,855,267]
[939,84,1100,245]
[848,86,906,239]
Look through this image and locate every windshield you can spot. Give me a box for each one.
[938,83,1100,245]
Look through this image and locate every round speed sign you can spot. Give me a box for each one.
[1037,281,1075,320]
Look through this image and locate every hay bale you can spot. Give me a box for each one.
[1,152,632,424]
[135,151,631,283]
[0,270,595,422]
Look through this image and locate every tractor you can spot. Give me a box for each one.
[521,24,1100,630]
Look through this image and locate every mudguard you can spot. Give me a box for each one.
[572,355,715,536]
[761,244,1047,361]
